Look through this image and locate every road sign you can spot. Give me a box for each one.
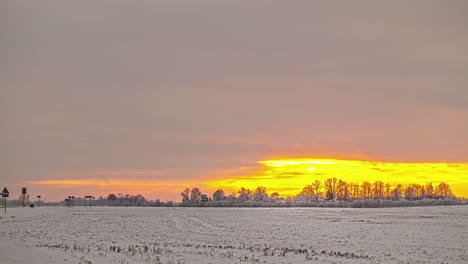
[21,188,27,208]
[2,187,9,197]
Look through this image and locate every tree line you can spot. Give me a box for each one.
[57,193,176,207]
[179,179,459,207]
[50,179,460,208]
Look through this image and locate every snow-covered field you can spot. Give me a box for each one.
[0,206,467,264]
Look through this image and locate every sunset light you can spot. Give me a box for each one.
[23,178,198,200]
[204,158,468,198]
[2,1,467,262]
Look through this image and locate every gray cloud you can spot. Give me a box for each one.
[1,1,467,199]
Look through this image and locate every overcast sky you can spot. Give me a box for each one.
[1,0,467,200]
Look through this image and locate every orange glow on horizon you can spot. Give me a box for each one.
[24,158,468,201]
[24,178,198,201]
[203,158,468,198]
[25,179,184,187]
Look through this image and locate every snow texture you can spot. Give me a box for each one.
[0,206,467,263]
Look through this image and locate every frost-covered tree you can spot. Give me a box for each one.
[175,179,457,208]
[252,186,268,202]
[107,194,117,202]
[392,184,403,200]
[181,188,190,203]
[18,194,30,206]
[134,194,145,206]
[237,187,251,202]
[212,189,226,201]
[190,188,202,203]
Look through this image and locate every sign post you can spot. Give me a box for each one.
[2,187,9,214]
[21,187,27,208]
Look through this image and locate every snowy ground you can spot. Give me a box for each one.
[0,206,467,264]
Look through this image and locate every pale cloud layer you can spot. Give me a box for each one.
[1,1,467,200]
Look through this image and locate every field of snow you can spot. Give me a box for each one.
[0,206,467,264]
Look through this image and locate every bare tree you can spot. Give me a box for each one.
[298,184,315,201]
[361,181,372,199]
[372,181,384,199]
[349,183,360,200]
[324,178,338,201]
[181,188,190,203]
[311,180,323,201]
[405,185,415,200]
[413,184,423,199]
[435,182,454,199]
[384,183,391,199]
[425,182,434,198]
[336,180,349,201]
